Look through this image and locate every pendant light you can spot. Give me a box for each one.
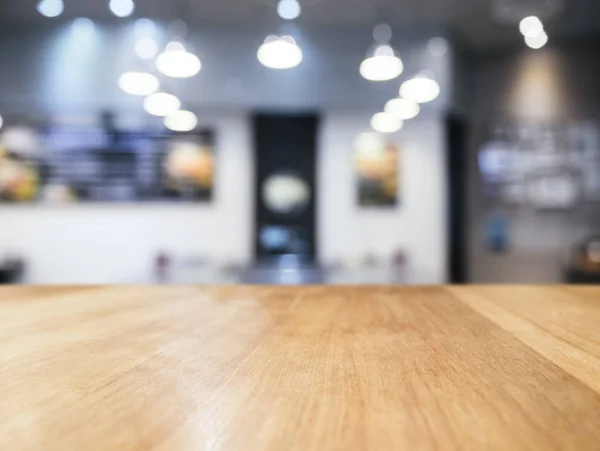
[118,72,160,96]
[133,18,159,61]
[385,97,420,120]
[164,110,198,132]
[519,16,544,37]
[525,30,548,49]
[37,0,63,17]
[144,92,181,116]
[277,0,301,20]
[156,41,201,78]
[109,0,135,18]
[400,72,440,104]
[371,112,403,133]
[257,35,303,69]
[353,132,383,154]
[135,38,159,60]
[360,24,403,82]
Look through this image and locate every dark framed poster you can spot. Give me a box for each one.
[354,134,400,207]
[0,123,215,204]
[477,119,600,209]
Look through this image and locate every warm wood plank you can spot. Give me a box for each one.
[449,286,600,392]
[0,286,599,450]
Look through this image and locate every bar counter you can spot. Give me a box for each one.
[1,286,599,450]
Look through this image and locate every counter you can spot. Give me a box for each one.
[1,286,599,450]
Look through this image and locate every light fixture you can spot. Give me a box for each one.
[385,98,420,120]
[525,30,548,49]
[156,41,202,78]
[72,18,95,35]
[257,35,303,69]
[109,0,135,18]
[135,38,159,60]
[144,92,181,116]
[0,115,3,130]
[400,73,440,104]
[360,24,403,82]
[371,112,403,133]
[164,110,198,132]
[373,24,392,43]
[519,16,544,37]
[277,0,301,20]
[353,132,384,154]
[134,18,156,36]
[360,45,403,81]
[428,37,449,57]
[37,0,63,18]
[118,72,159,96]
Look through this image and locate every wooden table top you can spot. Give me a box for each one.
[1,286,600,450]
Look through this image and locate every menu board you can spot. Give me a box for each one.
[478,119,600,210]
[0,124,215,204]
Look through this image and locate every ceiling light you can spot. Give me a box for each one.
[353,132,384,155]
[134,18,156,36]
[519,16,544,37]
[110,0,135,18]
[118,72,159,96]
[164,111,198,132]
[135,38,159,60]
[72,18,95,35]
[37,0,63,18]
[144,92,181,116]
[428,37,449,57]
[525,30,548,49]
[360,45,403,82]
[400,73,440,104]
[277,0,301,20]
[371,112,403,133]
[373,24,392,44]
[257,36,303,69]
[385,98,420,120]
[156,42,202,78]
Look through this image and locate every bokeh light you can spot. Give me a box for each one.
[164,111,198,132]
[109,0,135,18]
[144,92,181,116]
[257,36,303,70]
[118,72,160,96]
[370,112,403,133]
[277,0,301,20]
[37,0,64,18]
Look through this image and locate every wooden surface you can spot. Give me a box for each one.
[1,286,600,450]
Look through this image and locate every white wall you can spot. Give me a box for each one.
[318,113,448,283]
[0,23,451,284]
[1,113,448,284]
[0,114,254,283]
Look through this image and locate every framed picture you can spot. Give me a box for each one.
[354,134,400,207]
[0,121,215,204]
[478,118,600,208]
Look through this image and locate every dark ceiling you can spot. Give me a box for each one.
[1,0,599,50]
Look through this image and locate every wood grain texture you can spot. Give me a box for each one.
[1,286,600,450]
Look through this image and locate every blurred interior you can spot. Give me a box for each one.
[1,0,600,284]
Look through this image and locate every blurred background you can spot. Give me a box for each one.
[0,0,599,284]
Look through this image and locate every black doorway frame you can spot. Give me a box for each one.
[252,112,320,263]
[446,113,469,284]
